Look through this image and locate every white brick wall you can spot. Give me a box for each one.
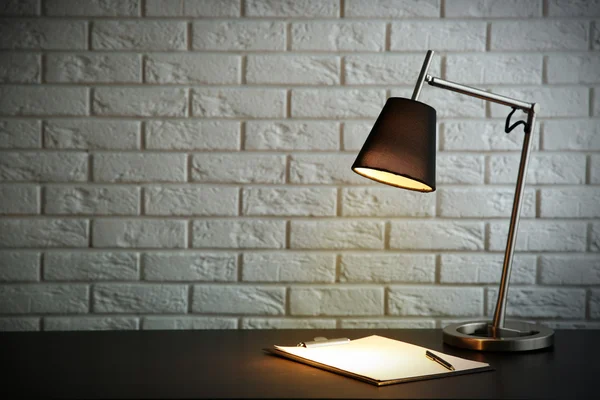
[0,0,598,331]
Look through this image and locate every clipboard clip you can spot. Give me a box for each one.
[297,337,350,348]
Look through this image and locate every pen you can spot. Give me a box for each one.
[425,350,455,371]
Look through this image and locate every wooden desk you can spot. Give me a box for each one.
[2,329,597,398]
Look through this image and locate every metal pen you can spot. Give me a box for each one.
[425,350,455,371]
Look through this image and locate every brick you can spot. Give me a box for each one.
[547,54,600,84]
[191,154,285,183]
[0,0,39,15]
[143,252,236,281]
[437,155,484,184]
[45,120,140,150]
[93,219,186,248]
[0,120,40,149]
[93,87,187,117]
[440,254,536,284]
[92,21,186,50]
[0,53,40,83]
[540,187,600,218]
[345,54,441,85]
[94,284,187,313]
[44,252,139,281]
[290,287,384,316]
[592,223,600,252]
[487,287,585,319]
[93,153,186,183]
[193,21,285,50]
[548,0,600,16]
[391,21,485,51]
[291,21,385,51]
[389,286,483,317]
[242,318,335,329]
[543,120,600,150]
[342,187,435,217]
[45,184,122,218]
[390,221,484,251]
[0,185,39,214]
[439,188,536,218]
[242,187,336,216]
[247,55,339,85]
[145,53,239,84]
[193,220,285,249]
[489,221,587,252]
[340,319,436,329]
[491,21,588,51]
[0,86,87,116]
[46,53,141,83]
[290,154,368,185]
[242,253,335,282]
[0,317,39,331]
[0,152,87,182]
[343,121,372,151]
[593,155,600,184]
[446,54,541,85]
[44,317,138,331]
[489,87,589,118]
[340,254,435,283]
[592,289,600,319]
[145,186,238,216]
[291,220,384,249]
[192,285,285,315]
[0,284,88,314]
[0,19,85,49]
[442,121,539,151]
[539,321,600,329]
[245,121,338,151]
[390,87,485,118]
[247,0,338,16]
[143,316,237,330]
[446,0,541,17]
[45,0,139,15]
[0,219,88,248]
[489,154,586,184]
[292,89,385,119]
[345,0,439,17]
[540,255,600,285]
[146,120,239,151]
[145,0,240,16]
[0,251,39,282]
[192,88,285,118]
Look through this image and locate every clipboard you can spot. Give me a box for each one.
[264,335,493,387]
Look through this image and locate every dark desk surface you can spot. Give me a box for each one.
[2,329,599,399]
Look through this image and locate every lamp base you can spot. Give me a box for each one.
[443,320,554,352]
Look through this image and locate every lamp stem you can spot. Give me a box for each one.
[491,108,537,332]
[411,50,434,101]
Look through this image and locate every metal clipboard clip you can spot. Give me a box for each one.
[297,337,351,348]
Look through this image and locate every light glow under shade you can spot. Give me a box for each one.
[353,167,434,192]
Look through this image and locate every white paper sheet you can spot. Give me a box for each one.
[275,335,490,382]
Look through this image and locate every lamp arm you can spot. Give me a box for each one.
[421,73,539,334]
[425,74,535,112]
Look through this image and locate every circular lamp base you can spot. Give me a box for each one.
[443,321,554,352]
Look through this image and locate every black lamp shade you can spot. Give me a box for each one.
[351,97,437,192]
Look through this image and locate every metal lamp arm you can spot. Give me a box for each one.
[412,50,540,334]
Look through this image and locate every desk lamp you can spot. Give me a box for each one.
[352,50,554,352]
